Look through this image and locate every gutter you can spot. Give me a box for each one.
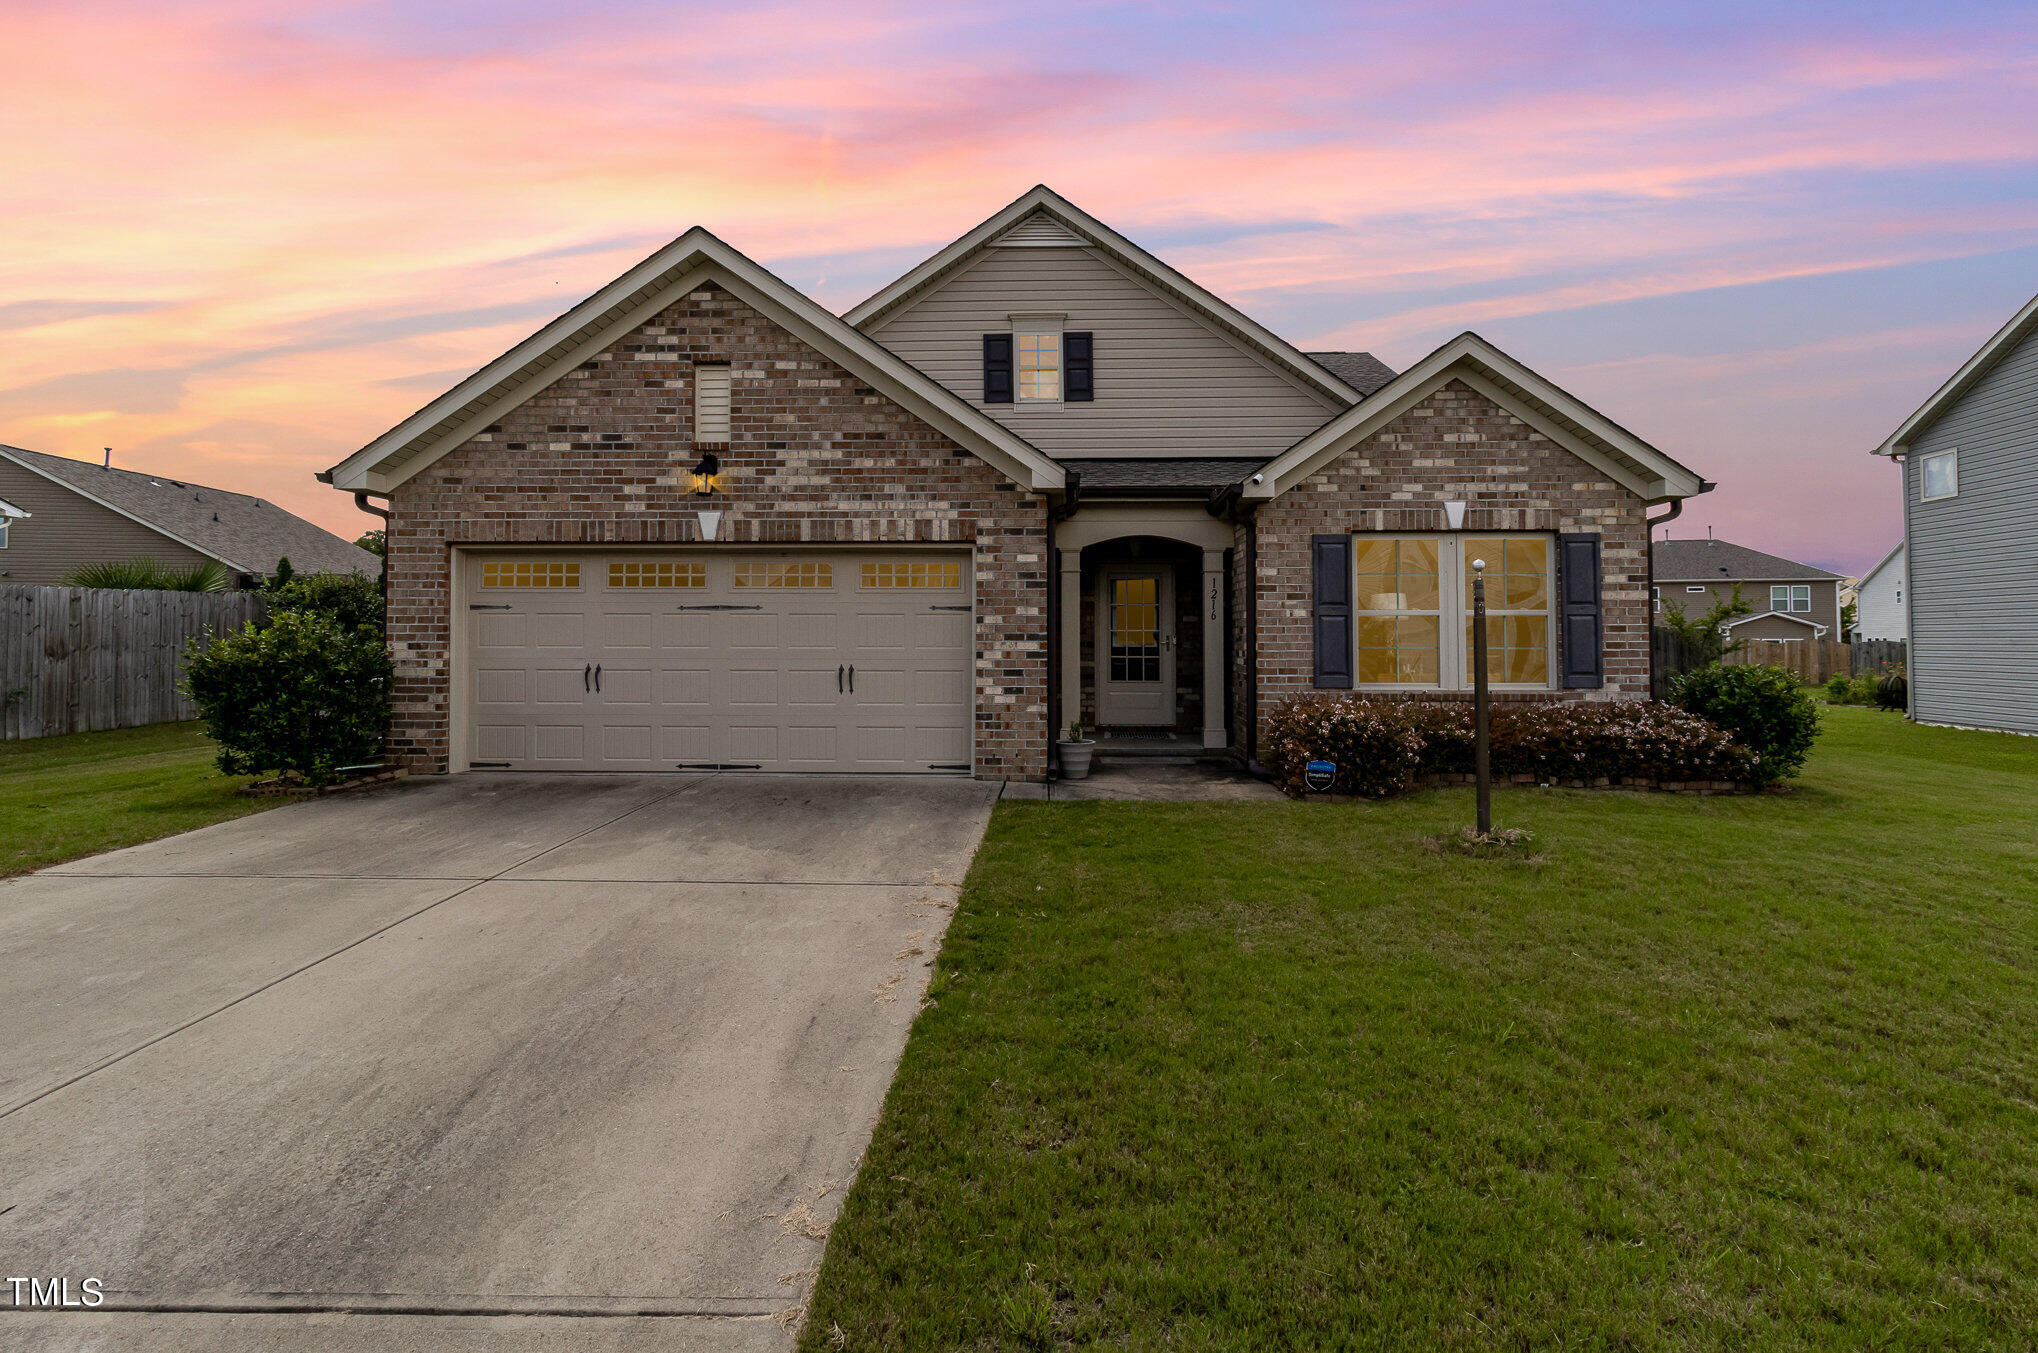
[352,491,392,596]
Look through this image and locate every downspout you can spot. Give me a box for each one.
[1645,481,1712,697]
[354,491,393,599]
[1892,451,1917,719]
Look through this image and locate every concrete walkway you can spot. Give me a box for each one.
[1014,760,1286,802]
[0,774,998,1351]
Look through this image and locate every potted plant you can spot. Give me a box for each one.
[1057,716,1096,780]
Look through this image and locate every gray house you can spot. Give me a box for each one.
[0,444,379,586]
[1874,290,2038,735]
[1653,536,1843,641]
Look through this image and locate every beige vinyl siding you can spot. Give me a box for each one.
[1905,321,2038,734]
[868,245,1342,460]
[0,460,215,586]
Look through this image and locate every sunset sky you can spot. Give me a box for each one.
[4,0,2034,576]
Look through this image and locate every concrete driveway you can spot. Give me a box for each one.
[0,773,999,1351]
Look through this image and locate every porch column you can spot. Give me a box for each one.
[1059,549,1082,739]
[1202,549,1227,749]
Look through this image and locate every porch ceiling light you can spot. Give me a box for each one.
[1443,500,1467,530]
[690,452,723,496]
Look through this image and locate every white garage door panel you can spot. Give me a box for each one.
[463,550,972,773]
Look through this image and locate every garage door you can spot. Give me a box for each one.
[462,550,973,773]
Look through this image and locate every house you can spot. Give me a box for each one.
[1854,544,1906,641]
[0,444,380,586]
[1873,289,2038,735]
[1652,536,1843,642]
[321,186,1709,781]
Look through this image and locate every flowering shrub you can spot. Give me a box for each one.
[1262,695,1757,797]
[1260,697,1426,798]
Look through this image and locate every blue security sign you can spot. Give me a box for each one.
[1304,759,1336,793]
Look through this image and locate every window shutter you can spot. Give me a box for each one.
[1558,532,1603,689]
[982,334,1013,403]
[1312,534,1353,689]
[1064,332,1094,401]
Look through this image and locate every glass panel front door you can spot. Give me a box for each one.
[1096,568,1175,726]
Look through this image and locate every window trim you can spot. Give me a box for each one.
[1010,314,1064,405]
[1918,448,1957,501]
[1769,583,1811,614]
[0,519,8,549]
[1351,532,1558,693]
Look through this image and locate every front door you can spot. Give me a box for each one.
[1096,567,1175,727]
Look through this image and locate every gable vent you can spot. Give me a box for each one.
[994,212,1086,248]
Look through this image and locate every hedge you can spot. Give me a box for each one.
[1263,696,1758,799]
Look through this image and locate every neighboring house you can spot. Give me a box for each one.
[0,444,380,586]
[1874,289,2038,735]
[322,186,1709,782]
[1653,537,1843,642]
[1854,544,1907,640]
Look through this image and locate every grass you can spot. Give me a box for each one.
[0,721,271,876]
[803,706,2038,1350]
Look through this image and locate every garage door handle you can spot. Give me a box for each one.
[848,665,854,693]
[583,663,591,692]
[837,664,844,694]
[594,664,602,692]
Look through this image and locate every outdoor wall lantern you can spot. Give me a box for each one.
[690,452,723,496]
[1443,499,1468,530]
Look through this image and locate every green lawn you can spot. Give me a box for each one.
[0,721,271,877]
[804,707,2038,1350]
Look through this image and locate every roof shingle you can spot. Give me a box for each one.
[1304,351,1397,397]
[1653,537,1842,582]
[1,445,381,577]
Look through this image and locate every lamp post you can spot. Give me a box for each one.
[1471,556,1492,835]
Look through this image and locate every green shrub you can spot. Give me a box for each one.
[182,610,392,786]
[1670,663,1821,785]
[268,570,383,633]
[1262,696,1756,797]
[1823,674,1852,702]
[67,557,232,593]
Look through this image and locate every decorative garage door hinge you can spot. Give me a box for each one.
[675,604,765,611]
[674,762,764,770]
[927,763,970,771]
[928,604,971,612]
[467,761,512,768]
[468,603,513,611]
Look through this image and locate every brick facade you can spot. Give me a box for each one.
[1248,379,1652,740]
[383,283,1050,781]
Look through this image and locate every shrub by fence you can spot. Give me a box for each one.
[1,585,268,740]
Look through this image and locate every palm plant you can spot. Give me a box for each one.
[66,557,233,593]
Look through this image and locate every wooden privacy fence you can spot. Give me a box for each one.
[1724,638,1851,685]
[1,586,268,740]
[1654,627,1861,692]
[1851,638,1906,677]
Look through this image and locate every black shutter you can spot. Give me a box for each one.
[982,334,1013,403]
[1312,534,1353,689]
[1558,532,1603,689]
[1064,331,1094,401]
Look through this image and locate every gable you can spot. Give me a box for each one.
[866,241,1345,460]
[1247,333,1708,504]
[846,187,1358,408]
[1877,290,2038,456]
[0,454,218,583]
[325,229,1063,496]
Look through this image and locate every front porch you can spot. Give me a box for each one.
[1055,502,1236,755]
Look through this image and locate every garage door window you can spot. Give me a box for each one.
[481,560,580,588]
[609,560,706,588]
[734,560,833,588]
[861,560,962,589]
